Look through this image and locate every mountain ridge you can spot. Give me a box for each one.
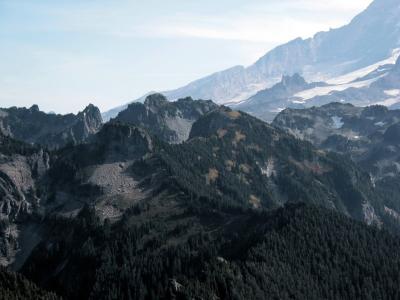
[103,0,400,119]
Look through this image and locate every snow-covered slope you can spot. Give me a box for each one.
[293,49,400,103]
[103,0,400,120]
[236,53,400,122]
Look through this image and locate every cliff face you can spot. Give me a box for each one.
[0,133,50,267]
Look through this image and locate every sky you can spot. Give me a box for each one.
[0,0,373,114]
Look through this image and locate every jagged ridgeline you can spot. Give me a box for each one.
[45,104,385,223]
[1,96,400,299]
[111,93,218,143]
[0,104,103,149]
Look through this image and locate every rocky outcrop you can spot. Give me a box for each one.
[0,104,103,149]
[112,94,218,143]
[236,74,327,121]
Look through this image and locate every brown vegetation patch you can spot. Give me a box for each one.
[227,110,241,119]
[206,168,219,185]
[225,160,235,171]
[217,128,228,138]
[233,131,246,145]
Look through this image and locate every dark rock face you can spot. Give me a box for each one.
[0,133,50,267]
[112,93,218,143]
[0,104,103,149]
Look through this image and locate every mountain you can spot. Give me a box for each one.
[294,55,400,109]
[1,100,400,298]
[103,0,400,119]
[2,100,396,269]
[44,106,383,221]
[273,102,400,219]
[0,104,103,149]
[41,104,397,226]
[250,0,400,80]
[237,55,400,122]
[273,103,400,168]
[111,94,218,143]
[235,74,327,121]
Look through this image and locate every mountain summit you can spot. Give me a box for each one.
[104,0,400,119]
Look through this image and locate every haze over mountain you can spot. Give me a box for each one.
[104,0,400,120]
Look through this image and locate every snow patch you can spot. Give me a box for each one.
[293,48,400,102]
[294,78,379,101]
[327,48,400,85]
[270,108,285,113]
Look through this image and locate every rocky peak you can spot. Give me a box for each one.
[0,104,102,149]
[281,73,307,89]
[143,93,169,109]
[29,105,40,113]
[361,105,389,118]
[113,94,218,143]
[95,122,153,161]
[76,104,103,135]
[82,104,101,117]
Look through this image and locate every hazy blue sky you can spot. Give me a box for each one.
[0,0,373,113]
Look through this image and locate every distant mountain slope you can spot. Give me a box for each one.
[0,104,102,149]
[104,0,400,119]
[273,102,400,217]
[235,74,327,121]
[298,56,400,108]
[237,55,400,122]
[111,94,218,143]
[273,103,400,166]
